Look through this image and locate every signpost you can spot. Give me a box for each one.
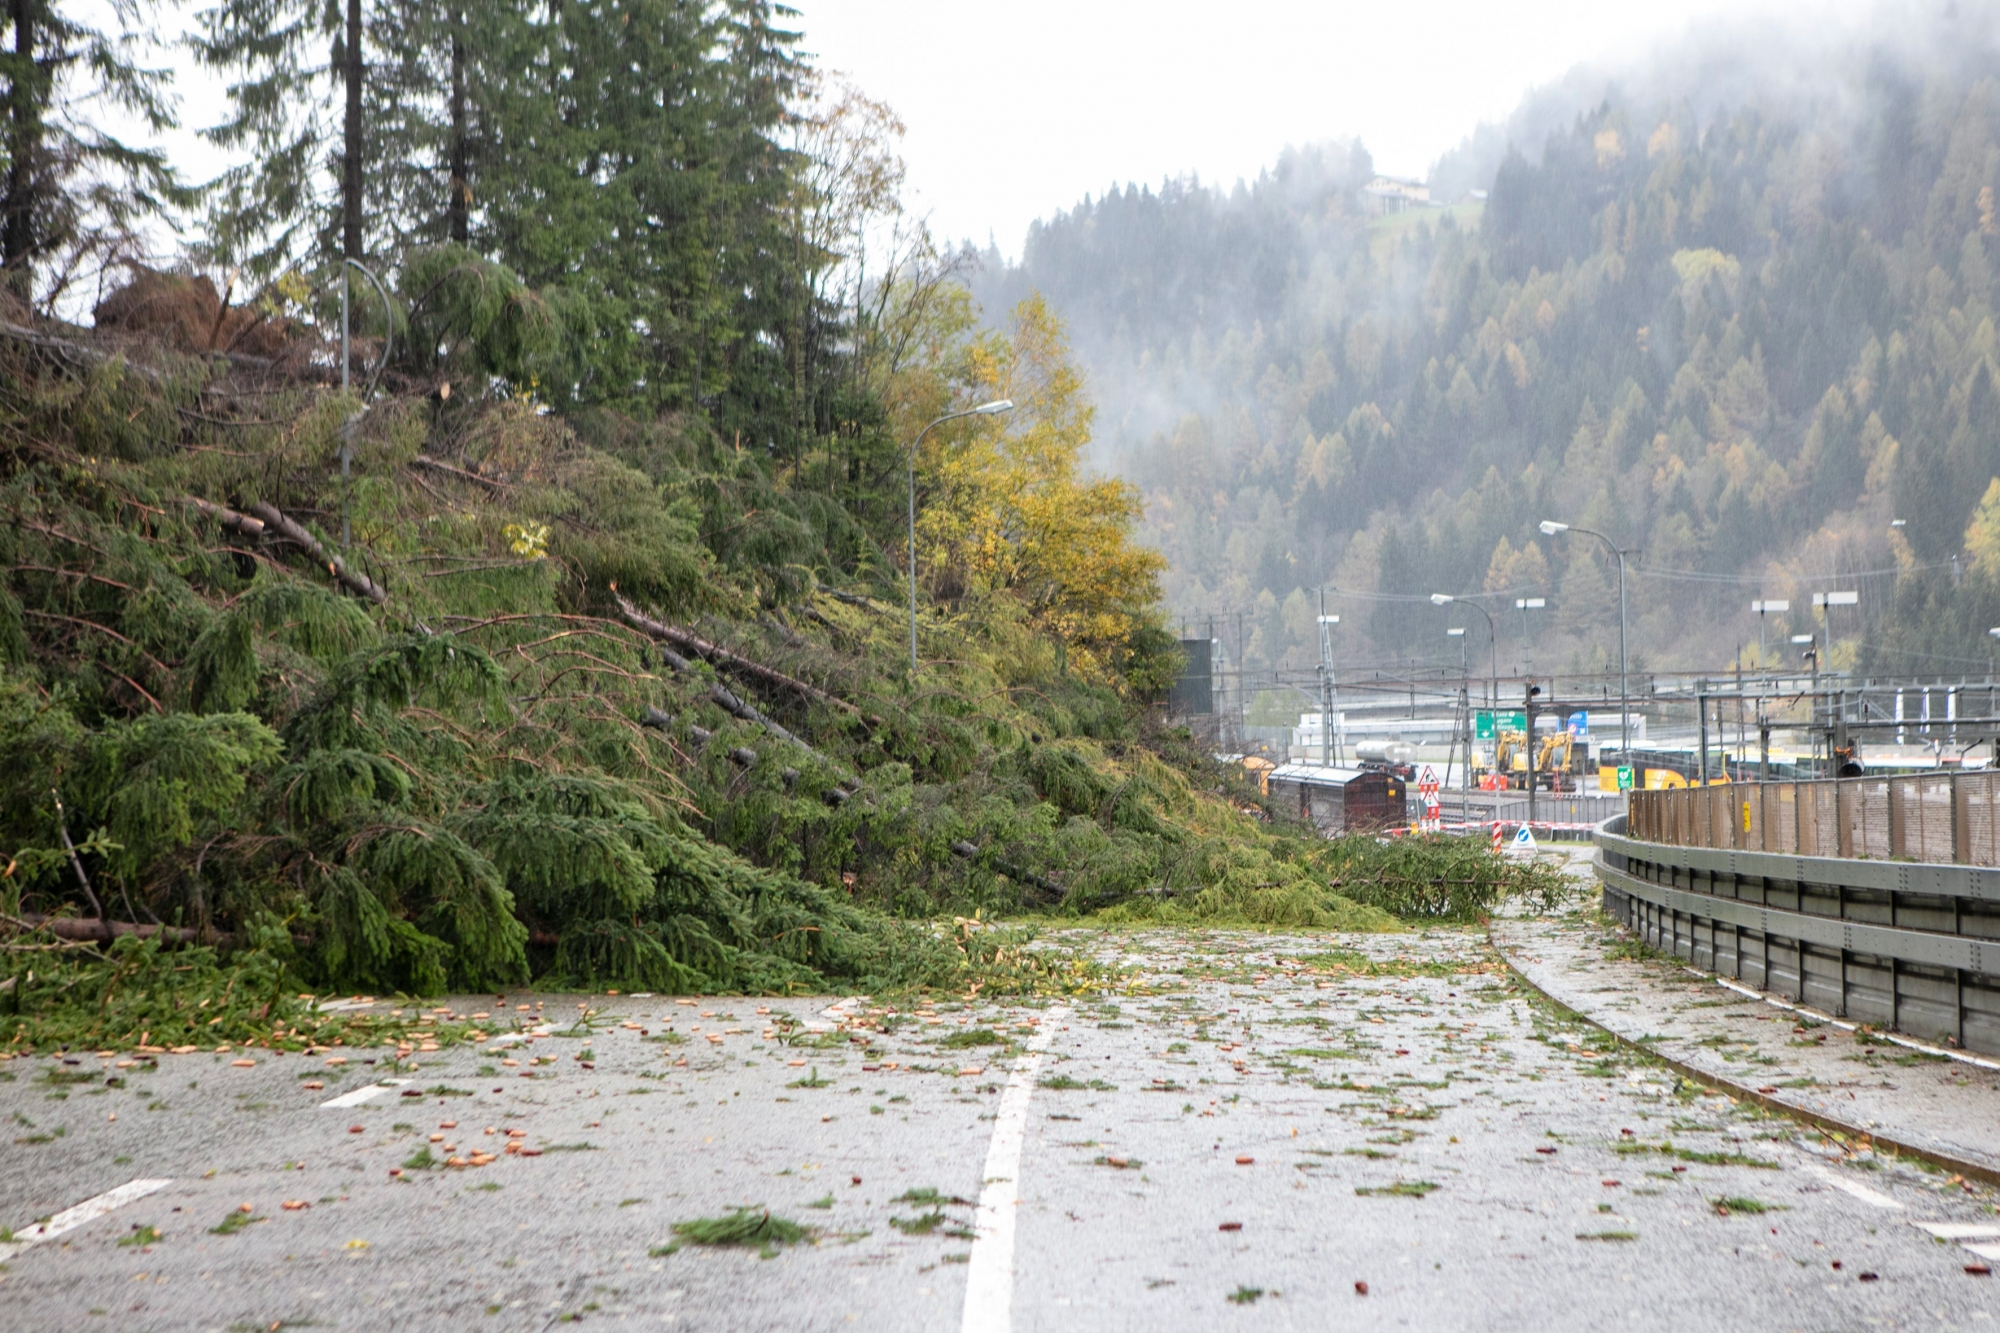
[1417,766,1441,833]
[1475,711,1527,738]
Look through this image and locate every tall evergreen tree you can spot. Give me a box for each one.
[477,0,812,416]
[191,0,369,276]
[0,0,179,306]
[191,0,489,275]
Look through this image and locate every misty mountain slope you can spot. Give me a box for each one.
[974,1,2000,682]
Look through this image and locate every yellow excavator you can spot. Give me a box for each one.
[1479,729,1587,791]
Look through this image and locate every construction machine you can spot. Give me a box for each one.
[1536,731,1574,792]
[1475,728,1591,791]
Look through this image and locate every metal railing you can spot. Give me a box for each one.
[1628,772,2000,865]
[1595,798,2000,1056]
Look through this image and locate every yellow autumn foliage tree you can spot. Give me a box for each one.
[1965,477,2000,579]
[905,294,1166,685]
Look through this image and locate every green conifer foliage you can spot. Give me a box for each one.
[0,0,183,305]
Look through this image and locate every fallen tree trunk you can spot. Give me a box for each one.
[246,501,389,604]
[814,582,886,610]
[950,840,1066,904]
[14,913,231,945]
[2,320,163,382]
[182,496,266,538]
[614,593,867,723]
[1,320,329,383]
[412,455,508,492]
[707,682,807,750]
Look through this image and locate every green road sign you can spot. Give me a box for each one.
[1475,711,1495,740]
[1616,766,1636,791]
[1499,711,1526,732]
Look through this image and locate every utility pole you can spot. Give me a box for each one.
[1524,680,1542,829]
[1316,592,1339,767]
[1758,699,1771,782]
[1696,680,1708,786]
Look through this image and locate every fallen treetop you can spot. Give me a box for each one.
[614,591,869,723]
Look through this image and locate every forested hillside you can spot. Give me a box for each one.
[973,2,2000,682]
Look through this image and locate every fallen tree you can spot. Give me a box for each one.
[614,591,869,723]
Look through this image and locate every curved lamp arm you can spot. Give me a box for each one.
[344,258,394,402]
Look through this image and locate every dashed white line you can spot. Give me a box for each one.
[319,1078,409,1108]
[1916,1221,2000,1240]
[962,1009,1065,1333]
[1807,1163,1903,1209]
[0,1178,171,1257]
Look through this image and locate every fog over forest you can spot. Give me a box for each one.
[971,0,2000,688]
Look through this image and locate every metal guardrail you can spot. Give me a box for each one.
[1628,771,2000,865]
[1594,812,2000,1056]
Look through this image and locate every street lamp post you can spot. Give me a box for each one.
[1812,590,1858,659]
[1750,599,1788,676]
[1541,520,1634,761]
[1792,634,1820,772]
[1429,594,1499,714]
[905,400,1014,675]
[1446,626,1467,807]
[1513,597,1545,673]
[339,258,391,551]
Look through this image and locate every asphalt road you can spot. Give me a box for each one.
[3,925,1998,1331]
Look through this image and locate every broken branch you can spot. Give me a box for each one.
[246,501,389,604]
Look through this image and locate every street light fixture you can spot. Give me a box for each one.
[1813,590,1859,657]
[1751,599,1789,672]
[1433,593,1502,801]
[1541,519,1635,761]
[1514,596,1545,673]
[1429,594,1500,712]
[905,400,1014,674]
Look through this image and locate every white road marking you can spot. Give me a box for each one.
[962,1009,1065,1333]
[1916,1221,2000,1240]
[319,1078,409,1108]
[1808,1163,1903,1209]
[0,1178,171,1257]
[1961,1241,2000,1262]
[1703,973,2000,1072]
[801,996,862,1033]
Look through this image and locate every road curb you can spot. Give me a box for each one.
[1488,921,2000,1191]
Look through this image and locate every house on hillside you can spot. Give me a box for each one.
[1361,175,1431,215]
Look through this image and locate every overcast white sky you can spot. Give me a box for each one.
[794,0,1826,259]
[125,0,1857,268]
